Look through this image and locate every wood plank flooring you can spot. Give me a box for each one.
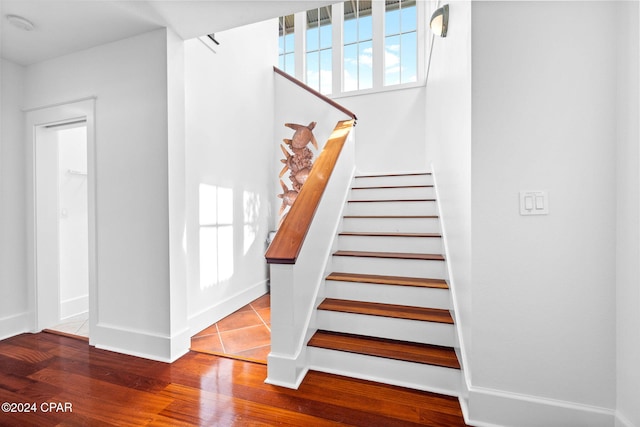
[0,332,467,426]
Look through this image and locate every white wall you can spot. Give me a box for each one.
[424,0,472,398]
[470,2,617,424]
[58,126,89,319]
[338,86,427,174]
[184,20,277,334]
[0,59,28,339]
[23,29,188,361]
[615,3,640,427]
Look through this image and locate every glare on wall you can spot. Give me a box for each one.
[199,184,234,289]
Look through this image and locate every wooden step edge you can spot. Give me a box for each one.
[343,215,440,219]
[339,232,442,238]
[326,272,449,289]
[308,330,460,370]
[355,172,432,178]
[318,298,454,324]
[351,185,434,190]
[333,250,445,261]
[348,199,437,203]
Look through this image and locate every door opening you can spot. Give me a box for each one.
[25,98,96,341]
[34,121,89,336]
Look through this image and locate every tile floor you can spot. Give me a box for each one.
[46,294,272,365]
[49,312,90,338]
[190,293,271,364]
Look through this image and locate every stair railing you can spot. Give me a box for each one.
[272,67,357,122]
[266,68,357,388]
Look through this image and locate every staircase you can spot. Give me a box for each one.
[306,172,462,396]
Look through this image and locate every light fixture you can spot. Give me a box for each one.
[5,14,35,31]
[430,4,449,38]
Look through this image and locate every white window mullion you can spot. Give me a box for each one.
[294,11,306,81]
[372,0,385,90]
[332,2,344,95]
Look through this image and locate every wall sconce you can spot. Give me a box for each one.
[430,4,449,37]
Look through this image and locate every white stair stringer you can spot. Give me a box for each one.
[308,346,461,397]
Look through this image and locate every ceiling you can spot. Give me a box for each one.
[0,0,335,66]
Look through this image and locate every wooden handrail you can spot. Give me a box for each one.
[273,67,358,122]
[266,119,355,264]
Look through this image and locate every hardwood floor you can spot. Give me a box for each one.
[0,332,467,426]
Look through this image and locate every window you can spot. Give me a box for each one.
[384,0,417,85]
[277,2,424,95]
[278,15,295,75]
[343,1,373,92]
[199,184,234,289]
[306,7,333,94]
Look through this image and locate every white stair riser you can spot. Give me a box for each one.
[332,256,446,279]
[346,200,438,216]
[342,217,441,233]
[308,347,461,396]
[325,280,450,309]
[349,186,435,200]
[354,175,433,187]
[316,311,455,347]
[338,235,443,254]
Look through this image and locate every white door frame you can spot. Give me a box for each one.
[25,97,97,341]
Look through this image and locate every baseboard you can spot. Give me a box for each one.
[0,311,30,341]
[265,350,308,389]
[93,322,191,363]
[60,294,89,320]
[616,411,637,427]
[467,386,616,427]
[188,279,269,336]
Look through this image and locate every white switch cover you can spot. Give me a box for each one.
[520,191,548,215]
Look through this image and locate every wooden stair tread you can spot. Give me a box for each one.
[318,298,454,324]
[334,250,445,261]
[326,272,449,289]
[339,231,441,238]
[352,185,434,190]
[355,172,432,178]
[348,199,436,203]
[308,330,460,369]
[343,215,439,219]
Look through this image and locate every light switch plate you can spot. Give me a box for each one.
[520,191,548,215]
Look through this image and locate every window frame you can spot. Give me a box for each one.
[280,1,427,98]
[305,6,334,95]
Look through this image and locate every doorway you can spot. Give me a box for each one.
[25,98,96,341]
[48,123,89,337]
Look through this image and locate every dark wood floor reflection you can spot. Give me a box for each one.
[191,294,270,364]
[0,332,467,426]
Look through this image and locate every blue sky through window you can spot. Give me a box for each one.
[306,7,332,94]
[384,0,417,85]
[343,0,373,92]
